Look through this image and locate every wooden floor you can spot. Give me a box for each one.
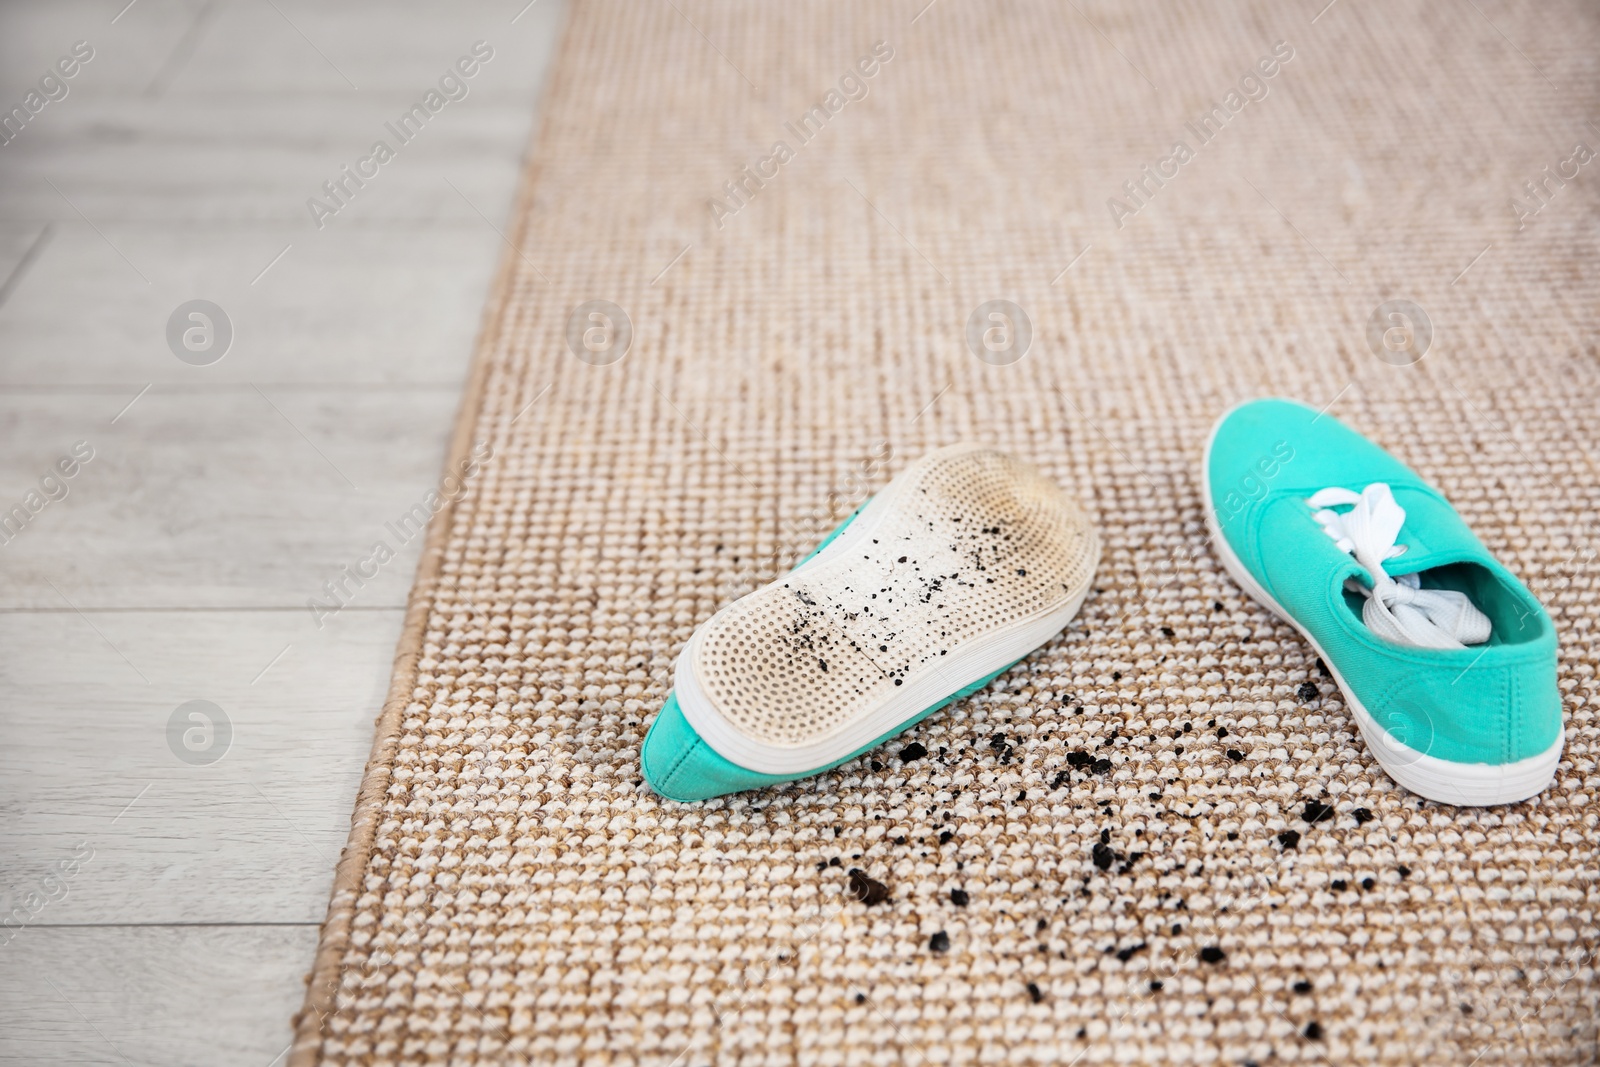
[0,2,565,1062]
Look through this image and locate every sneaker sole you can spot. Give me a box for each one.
[1201,406,1560,805]
[676,444,1100,775]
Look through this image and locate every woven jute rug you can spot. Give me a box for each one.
[291,1,1600,1062]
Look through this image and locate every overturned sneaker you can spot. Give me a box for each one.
[642,443,1101,802]
[1204,398,1562,805]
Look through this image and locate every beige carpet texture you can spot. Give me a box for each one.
[290,1,1600,1063]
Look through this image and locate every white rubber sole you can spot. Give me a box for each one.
[1200,408,1560,805]
[675,450,1100,774]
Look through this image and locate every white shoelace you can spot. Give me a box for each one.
[1307,483,1491,650]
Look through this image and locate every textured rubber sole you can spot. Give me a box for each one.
[1201,407,1561,805]
[675,444,1100,775]
[642,506,1028,802]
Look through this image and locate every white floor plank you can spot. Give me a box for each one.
[0,924,319,1067]
[0,387,462,610]
[0,607,406,924]
[1,97,545,225]
[0,223,513,386]
[171,0,567,102]
[0,0,205,103]
[0,0,565,102]
[0,2,564,227]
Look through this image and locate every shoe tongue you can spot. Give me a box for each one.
[1373,543,1494,578]
[1376,486,1489,565]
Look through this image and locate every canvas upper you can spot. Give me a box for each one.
[1206,398,1560,769]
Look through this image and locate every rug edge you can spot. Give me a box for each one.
[286,8,577,1060]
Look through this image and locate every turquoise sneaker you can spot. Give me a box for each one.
[642,444,1101,802]
[1203,398,1562,805]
